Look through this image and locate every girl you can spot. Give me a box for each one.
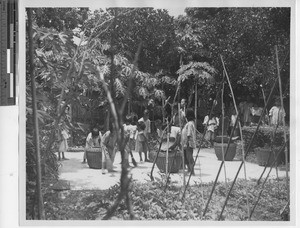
[58,127,70,160]
[181,108,196,175]
[135,121,150,162]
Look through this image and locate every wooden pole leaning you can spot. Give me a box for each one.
[220,55,250,219]
[179,103,186,188]
[217,74,280,221]
[221,74,228,186]
[275,45,289,202]
[166,120,169,180]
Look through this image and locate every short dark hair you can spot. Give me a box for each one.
[186,108,195,121]
[131,114,138,125]
[143,109,149,116]
[137,121,146,131]
[91,127,99,137]
[125,115,131,125]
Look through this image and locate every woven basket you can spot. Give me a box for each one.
[254,147,285,167]
[155,151,183,173]
[214,142,237,161]
[86,147,106,169]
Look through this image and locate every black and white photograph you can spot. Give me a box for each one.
[0,0,299,227]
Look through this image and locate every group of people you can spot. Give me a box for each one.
[81,109,153,173]
[78,98,197,175]
[201,96,286,148]
[56,96,286,174]
[238,96,286,127]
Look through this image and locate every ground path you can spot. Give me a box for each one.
[58,148,288,190]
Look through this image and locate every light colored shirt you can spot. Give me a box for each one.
[181,121,196,149]
[102,130,117,151]
[61,129,70,140]
[251,107,263,116]
[230,115,237,127]
[85,132,102,148]
[203,116,219,132]
[138,117,151,137]
[269,106,285,126]
[157,126,181,140]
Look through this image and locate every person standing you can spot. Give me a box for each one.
[102,121,118,166]
[58,127,70,160]
[239,96,253,126]
[269,100,286,126]
[139,109,151,139]
[181,108,196,175]
[203,112,219,147]
[135,121,150,162]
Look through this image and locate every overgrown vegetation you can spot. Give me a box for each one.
[41,177,289,221]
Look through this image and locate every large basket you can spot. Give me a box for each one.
[254,147,285,167]
[86,147,105,169]
[155,151,183,173]
[214,142,237,161]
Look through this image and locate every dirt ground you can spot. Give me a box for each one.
[57,148,288,190]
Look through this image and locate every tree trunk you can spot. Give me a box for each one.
[27,8,45,220]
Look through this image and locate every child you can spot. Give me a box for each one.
[58,128,70,160]
[203,112,219,147]
[122,115,134,167]
[129,114,138,154]
[135,121,150,162]
[83,126,102,163]
[138,109,151,140]
[181,108,196,175]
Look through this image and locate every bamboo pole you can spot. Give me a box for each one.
[275,45,289,201]
[166,121,169,178]
[195,82,198,133]
[220,55,250,219]
[221,77,228,186]
[179,103,186,188]
[162,99,165,124]
[27,8,45,219]
[194,83,201,177]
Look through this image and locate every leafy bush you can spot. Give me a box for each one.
[242,126,289,151]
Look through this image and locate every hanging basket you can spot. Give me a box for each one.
[86,147,106,169]
[155,151,183,173]
[214,142,237,161]
[254,147,285,167]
